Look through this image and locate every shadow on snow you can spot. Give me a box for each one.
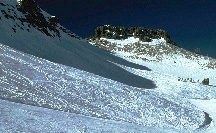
[5,39,156,89]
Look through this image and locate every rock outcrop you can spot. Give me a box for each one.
[0,0,80,39]
[49,16,59,24]
[87,25,181,62]
[18,0,39,14]
[88,25,177,45]
[16,0,60,37]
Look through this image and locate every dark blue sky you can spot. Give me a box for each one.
[35,0,216,58]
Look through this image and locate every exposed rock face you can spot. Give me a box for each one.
[8,0,58,37]
[18,0,38,14]
[89,25,177,45]
[0,0,80,39]
[87,25,182,62]
[16,0,60,37]
[49,16,59,24]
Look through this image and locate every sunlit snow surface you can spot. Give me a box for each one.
[0,42,206,132]
[0,38,215,132]
[0,99,181,132]
[89,36,216,132]
[100,37,167,48]
[1,0,216,132]
[189,99,216,132]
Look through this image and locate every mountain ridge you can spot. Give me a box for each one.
[0,0,156,88]
[87,25,216,70]
[87,24,177,46]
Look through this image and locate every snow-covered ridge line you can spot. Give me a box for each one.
[1,0,158,88]
[88,26,216,86]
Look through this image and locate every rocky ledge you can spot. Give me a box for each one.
[87,25,177,45]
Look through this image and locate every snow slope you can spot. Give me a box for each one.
[88,29,216,132]
[1,0,216,132]
[0,99,180,132]
[0,42,205,131]
[189,99,216,132]
[89,34,216,86]
[0,0,155,88]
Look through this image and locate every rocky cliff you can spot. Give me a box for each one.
[0,0,79,38]
[87,25,186,62]
[88,25,177,45]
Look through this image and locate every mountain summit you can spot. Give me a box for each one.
[87,25,216,66]
[88,24,177,45]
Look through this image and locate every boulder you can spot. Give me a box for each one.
[202,78,209,85]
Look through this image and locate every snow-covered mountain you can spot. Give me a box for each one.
[87,25,216,131]
[87,25,216,85]
[0,0,155,89]
[1,0,216,132]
